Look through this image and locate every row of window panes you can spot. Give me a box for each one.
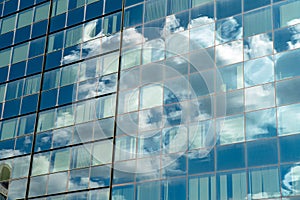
[35,117,114,152]
[115,102,300,149]
[0,134,32,159]
[0,37,46,68]
[42,54,118,91]
[32,141,112,176]
[0,113,35,140]
[0,74,41,102]
[0,0,48,17]
[0,2,49,34]
[37,94,116,132]
[109,166,296,200]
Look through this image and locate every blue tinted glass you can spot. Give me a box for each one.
[0,139,14,159]
[161,178,186,200]
[67,7,84,26]
[124,4,143,28]
[188,150,215,174]
[273,0,300,29]
[18,114,36,135]
[21,94,38,114]
[113,160,136,184]
[216,90,244,116]
[217,171,247,200]
[85,1,103,20]
[280,134,300,163]
[162,155,186,178]
[69,168,89,191]
[275,48,300,80]
[34,131,52,152]
[0,31,14,48]
[3,0,18,15]
[280,164,300,196]
[105,0,122,14]
[125,0,143,7]
[246,108,276,140]
[9,62,26,81]
[45,50,62,70]
[27,56,43,75]
[217,143,245,170]
[191,1,214,21]
[243,0,270,12]
[32,20,48,38]
[58,84,75,105]
[112,185,134,200]
[247,139,278,167]
[52,127,72,148]
[216,0,241,19]
[29,37,45,58]
[190,72,214,97]
[274,26,293,53]
[15,135,33,155]
[50,13,66,33]
[19,0,34,9]
[276,78,300,106]
[68,0,84,10]
[216,15,243,45]
[4,99,20,118]
[90,165,111,188]
[14,25,31,44]
[40,89,57,110]
[0,66,8,83]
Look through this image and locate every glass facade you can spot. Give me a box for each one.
[0,0,300,199]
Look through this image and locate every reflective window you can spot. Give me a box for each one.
[275,48,300,80]
[273,0,300,29]
[244,7,272,37]
[277,78,300,106]
[246,108,276,140]
[248,168,280,199]
[245,83,275,111]
[217,115,244,145]
[189,174,216,200]
[278,103,300,136]
[217,171,247,200]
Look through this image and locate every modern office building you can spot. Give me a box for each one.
[1,0,300,199]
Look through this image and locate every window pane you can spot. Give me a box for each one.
[17,8,33,28]
[217,171,247,200]
[249,168,280,199]
[278,103,300,136]
[34,2,50,22]
[275,48,300,80]
[273,0,300,29]
[1,15,16,34]
[32,152,50,175]
[0,48,11,67]
[276,78,300,106]
[51,149,70,172]
[245,83,275,111]
[189,174,216,200]
[60,64,78,86]
[37,109,55,132]
[244,7,272,37]
[65,25,82,48]
[52,0,68,16]
[24,75,41,95]
[12,43,29,64]
[246,108,276,140]
[145,0,166,22]
[217,115,244,145]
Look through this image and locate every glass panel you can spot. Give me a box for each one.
[65,25,82,48]
[140,84,163,109]
[216,0,241,19]
[32,152,50,176]
[278,103,300,136]
[217,171,247,200]
[0,48,11,67]
[246,108,276,140]
[24,75,40,95]
[244,32,273,61]
[216,40,243,67]
[52,0,68,16]
[217,143,245,170]
[1,15,16,34]
[244,56,274,87]
[12,156,30,178]
[189,175,216,200]
[17,8,33,28]
[71,144,91,169]
[281,164,300,196]
[145,0,166,22]
[245,83,275,111]
[249,168,280,199]
[60,64,78,86]
[92,140,112,165]
[277,78,300,106]
[0,118,18,140]
[217,115,244,145]
[34,2,50,22]
[37,109,55,132]
[12,43,28,64]
[136,181,160,200]
[244,7,272,37]
[217,63,243,92]
[273,0,300,29]
[275,48,300,80]
[50,148,70,172]
[47,172,68,194]
[115,136,136,161]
